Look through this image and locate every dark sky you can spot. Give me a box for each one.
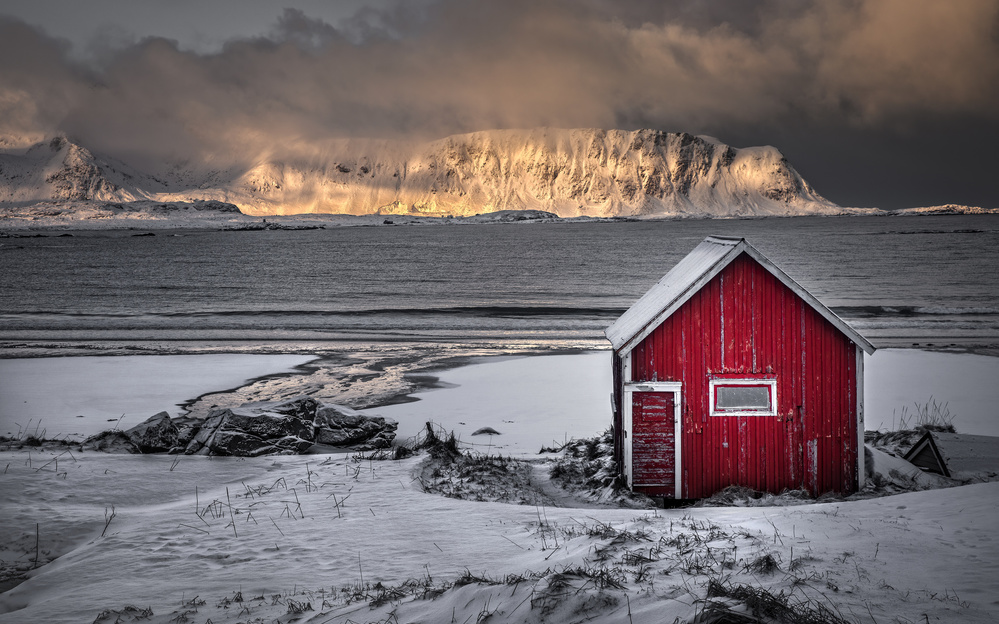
[1,0,997,209]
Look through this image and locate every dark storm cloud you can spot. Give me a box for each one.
[1,0,997,207]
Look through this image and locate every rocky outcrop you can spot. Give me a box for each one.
[313,404,397,448]
[81,411,180,453]
[182,396,397,456]
[80,397,397,456]
[125,411,180,452]
[43,138,124,201]
[81,430,140,453]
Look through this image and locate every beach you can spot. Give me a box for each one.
[2,216,998,622]
[1,348,998,622]
[4,348,998,445]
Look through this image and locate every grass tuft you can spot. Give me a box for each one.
[704,579,851,624]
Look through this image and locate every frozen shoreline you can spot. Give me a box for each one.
[2,347,998,445]
[0,354,316,440]
[1,348,998,623]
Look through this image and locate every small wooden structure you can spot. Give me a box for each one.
[605,236,876,499]
[903,431,951,477]
[904,431,999,478]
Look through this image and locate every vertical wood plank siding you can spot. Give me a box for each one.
[629,253,858,498]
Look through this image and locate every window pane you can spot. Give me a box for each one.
[715,385,770,410]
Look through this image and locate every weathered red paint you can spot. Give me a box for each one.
[631,392,676,496]
[621,252,860,498]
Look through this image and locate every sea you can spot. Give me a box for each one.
[2,214,998,354]
[2,213,999,439]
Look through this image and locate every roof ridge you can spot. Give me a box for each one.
[605,236,876,354]
[703,235,744,244]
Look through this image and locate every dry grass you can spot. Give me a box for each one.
[890,396,957,433]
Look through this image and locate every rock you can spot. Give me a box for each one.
[183,396,397,456]
[183,404,315,457]
[314,404,397,449]
[82,430,140,453]
[471,427,501,436]
[124,411,180,452]
[202,430,312,457]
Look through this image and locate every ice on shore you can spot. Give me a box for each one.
[0,354,315,440]
[2,348,997,445]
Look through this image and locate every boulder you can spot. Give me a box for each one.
[82,430,140,453]
[471,427,501,436]
[124,411,180,452]
[184,405,316,456]
[315,404,397,449]
[183,396,396,456]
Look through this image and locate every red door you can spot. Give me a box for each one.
[632,392,676,494]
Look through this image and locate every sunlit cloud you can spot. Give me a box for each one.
[1,0,997,178]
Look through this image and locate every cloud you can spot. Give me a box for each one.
[2,0,998,173]
[0,18,85,139]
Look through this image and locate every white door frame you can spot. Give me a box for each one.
[623,381,683,499]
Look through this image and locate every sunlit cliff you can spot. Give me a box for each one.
[1,129,842,218]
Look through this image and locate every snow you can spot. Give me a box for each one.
[892,204,999,215]
[1,350,998,623]
[919,432,999,478]
[364,352,613,454]
[1,448,997,623]
[365,348,999,448]
[1,130,853,219]
[3,347,997,446]
[865,349,999,435]
[0,354,316,440]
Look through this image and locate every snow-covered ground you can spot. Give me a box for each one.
[1,350,998,623]
[5,348,997,445]
[865,349,999,435]
[0,446,996,623]
[0,355,316,441]
[371,349,999,450]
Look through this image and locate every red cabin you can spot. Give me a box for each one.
[605,237,875,499]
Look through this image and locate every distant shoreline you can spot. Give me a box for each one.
[2,203,997,232]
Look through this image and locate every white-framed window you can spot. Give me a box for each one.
[708,378,777,416]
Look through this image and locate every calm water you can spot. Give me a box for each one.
[2,215,998,354]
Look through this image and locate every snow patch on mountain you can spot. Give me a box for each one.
[0,135,171,203]
[0,129,923,219]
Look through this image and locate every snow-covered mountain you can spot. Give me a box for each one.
[1,129,847,218]
[0,136,167,203]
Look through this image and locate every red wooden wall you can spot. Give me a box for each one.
[628,253,859,498]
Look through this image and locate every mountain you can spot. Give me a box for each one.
[0,136,165,203]
[1,129,846,218]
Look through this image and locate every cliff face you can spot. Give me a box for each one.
[1,129,840,217]
[226,129,838,217]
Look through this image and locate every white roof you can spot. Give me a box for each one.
[605,236,876,355]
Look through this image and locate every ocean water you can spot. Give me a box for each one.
[2,215,998,354]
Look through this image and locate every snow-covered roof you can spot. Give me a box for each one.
[605,236,876,355]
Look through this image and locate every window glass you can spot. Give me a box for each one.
[709,379,777,415]
[715,385,771,410]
